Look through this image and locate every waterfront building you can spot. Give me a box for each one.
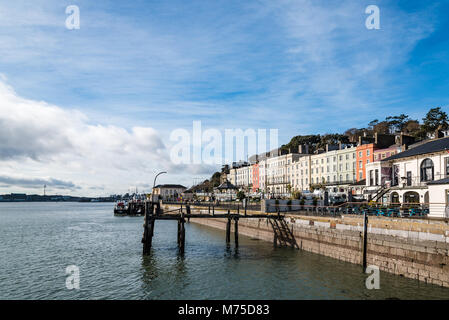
[266,152,303,196]
[306,144,358,194]
[214,180,238,201]
[252,163,260,193]
[288,155,311,192]
[324,144,357,193]
[152,184,187,201]
[228,168,237,186]
[364,136,449,217]
[259,158,267,193]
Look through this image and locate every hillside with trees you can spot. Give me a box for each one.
[282,107,448,153]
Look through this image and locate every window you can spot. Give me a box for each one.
[359,161,363,169]
[420,158,434,182]
[367,150,370,156]
[445,157,449,177]
[359,151,362,157]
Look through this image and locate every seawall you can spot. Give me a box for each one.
[165,205,449,288]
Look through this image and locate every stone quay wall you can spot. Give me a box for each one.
[164,205,449,287]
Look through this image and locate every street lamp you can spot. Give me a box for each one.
[152,171,167,202]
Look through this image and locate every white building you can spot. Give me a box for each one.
[308,144,357,193]
[289,155,311,191]
[266,153,302,196]
[365,136,449,217]
[152,184,187,200]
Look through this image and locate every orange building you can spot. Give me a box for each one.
[252,163,259,192]
[356,143,376,181]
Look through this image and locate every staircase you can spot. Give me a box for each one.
[371,185,389,202]
[270,218,299,249]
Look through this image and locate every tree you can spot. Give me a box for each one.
[422,107,449,134]
[386,114,410,133]
[372,121,390,134]
[402,120,421,137]
[344,128,365,143]
[236,191,246,201]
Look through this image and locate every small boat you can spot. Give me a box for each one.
[114,201,128,216]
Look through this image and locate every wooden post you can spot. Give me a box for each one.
[362,212,368,272]
[186,204,191,222]
[142,203,154,255]
[234,217,239,247]
[244,199,247,216]
[212,205,215,216]
[179,210,185,254]
[226,210,231,244]
[177,219,181,246]
[156,201,161,215]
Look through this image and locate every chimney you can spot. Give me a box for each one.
[338,141,342,150]
[326,144,329,152]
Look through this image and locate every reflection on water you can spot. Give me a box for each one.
[0,202,448,300]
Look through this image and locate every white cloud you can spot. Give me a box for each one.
[0,79,215,195]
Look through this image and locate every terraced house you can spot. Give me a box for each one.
[364,135,449,218]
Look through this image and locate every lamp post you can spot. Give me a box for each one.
[152,171,167,202]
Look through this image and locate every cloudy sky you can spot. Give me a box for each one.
[0,0,448,196]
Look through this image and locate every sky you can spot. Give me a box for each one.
[0,0,449,196]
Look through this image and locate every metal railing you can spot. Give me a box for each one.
[162,200,261,213]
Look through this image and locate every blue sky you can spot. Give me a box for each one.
[0,0,448,195]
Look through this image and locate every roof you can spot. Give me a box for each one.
[154,184,186,189]
[383,137,449,161]
[216,180,238,190]
[427,177,449,185]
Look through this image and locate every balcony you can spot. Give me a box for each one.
[390,174,448,189]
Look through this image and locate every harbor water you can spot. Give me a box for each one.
[0,202,448,300]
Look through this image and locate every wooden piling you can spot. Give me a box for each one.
[234,217,239,247]
[179,210,185,254]
[142,202,155,255]
[177,219,181,246]
[362,212,368,272]
[226,210,231,244]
